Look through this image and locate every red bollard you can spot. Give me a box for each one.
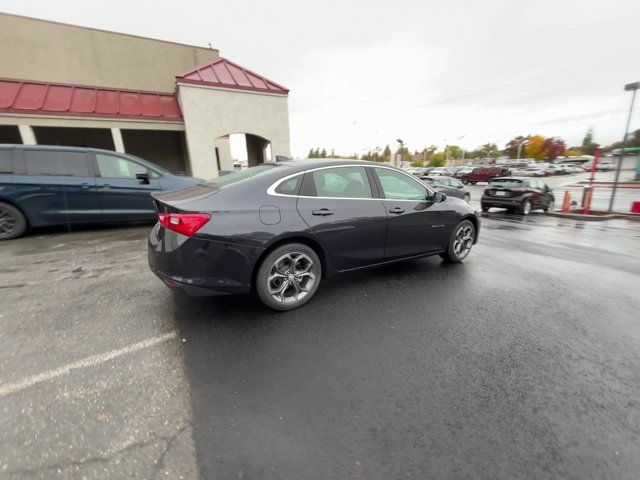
[562,191,571,212]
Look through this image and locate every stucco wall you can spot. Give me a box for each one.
[0,12,218,91]
[177,84,290,179]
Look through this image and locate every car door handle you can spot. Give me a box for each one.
[99,183,112,189]
[389,207,405,214]
[312,208,334,216]
[80,183,91,189]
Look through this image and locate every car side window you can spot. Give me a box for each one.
[24,150,92,177]
[275,175,302,195]
[375,168,427,201]
[450,178,463,188]
[305,166,373,199]
[96,154,147,179]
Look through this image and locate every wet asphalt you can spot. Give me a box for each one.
[1,212,639,479]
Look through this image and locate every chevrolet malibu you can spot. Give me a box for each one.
[148,160,480,310]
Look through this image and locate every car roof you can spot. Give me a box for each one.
[273,158,403,174]
[0,143,132,156]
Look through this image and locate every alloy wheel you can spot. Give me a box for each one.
[452,224,474,260]
[523,200,531,215]
[267,252,317,305]
[0,207,16,237]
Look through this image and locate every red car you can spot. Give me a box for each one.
[454,166,510,185]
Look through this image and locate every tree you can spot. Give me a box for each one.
[581,128,600,155]
[307,148,315,158]
[447,145,462,160]
[542,137,566,160]
[525,135,547,160]
[382,144,391,163]
[320,148,327,158]
[429,152,446,167]
[564,149,582,157]
[478,142,499,159]
[504,135,530,158]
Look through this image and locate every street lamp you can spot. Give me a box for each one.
[608,81,639,212]
[516,139,528,160]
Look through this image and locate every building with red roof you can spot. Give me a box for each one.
[0,12,291,178]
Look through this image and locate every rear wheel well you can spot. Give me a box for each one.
[252,236,328,289]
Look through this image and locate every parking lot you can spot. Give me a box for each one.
[1,211,639,479]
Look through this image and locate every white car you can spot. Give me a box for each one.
[429,167,447,176]
[521,168,546,177]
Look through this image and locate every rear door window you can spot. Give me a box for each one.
[304,166,373,199]
[23,150,92,177]
[0,149,12,173]
[96,153,147,179]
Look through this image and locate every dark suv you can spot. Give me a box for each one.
[454,166,509,185]
[481,177,554,215]
[0,144,200,239]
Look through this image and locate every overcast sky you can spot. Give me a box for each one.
[2,0,639,157]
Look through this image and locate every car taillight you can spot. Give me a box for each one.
[158,212,211,237]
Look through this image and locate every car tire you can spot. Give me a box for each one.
[543,198,554,212]
[256,243,322,311]
[442,220,475,263]
[0,202,27,240]
[481,204,490,212]
[519,199,531,215]
[461,177,470,185]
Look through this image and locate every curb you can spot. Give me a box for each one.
[546,211,640,221]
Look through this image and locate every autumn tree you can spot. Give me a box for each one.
[525,135,547,160]
[542,137,566,160]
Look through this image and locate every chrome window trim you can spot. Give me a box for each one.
[266,164,435,201]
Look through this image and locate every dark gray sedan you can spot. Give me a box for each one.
[419,175,471,203]
[148,160,480,310]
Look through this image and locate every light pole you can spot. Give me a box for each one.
[516,139,528,160]
[609,81,639,212]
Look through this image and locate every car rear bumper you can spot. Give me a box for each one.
[147,223,264,296]
[481,194,526,208]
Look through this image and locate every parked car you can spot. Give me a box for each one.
[481,177,554,215]
[429,167,447,176]
[0,144,200,240]
[419,175,471,202]
[453,165,510,184]
[556,164,584,174]
[521,167,547,177]
[583,162,616,172]
[443,166,465,176]
[546,164,570,175]
[148,160,480,310]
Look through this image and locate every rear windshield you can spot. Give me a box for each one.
[202,164,277,188]
[490,178,524,187]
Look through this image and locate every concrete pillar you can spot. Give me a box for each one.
[18,125,36,145]
[111,127,125,153]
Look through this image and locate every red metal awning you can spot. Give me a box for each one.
[0,78,183,121]
[176,57,288,95]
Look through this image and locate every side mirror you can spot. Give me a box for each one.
[136,172,150,185]
[432,191,447,203]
